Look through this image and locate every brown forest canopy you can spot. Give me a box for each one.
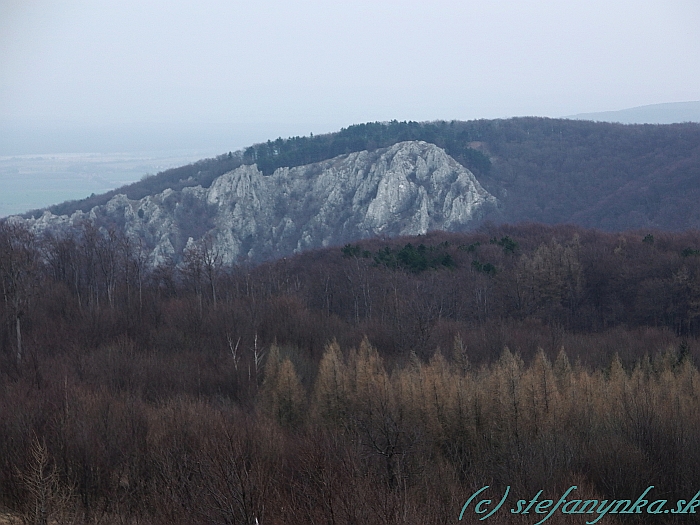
[2,221,700,373]
[2,221,700,524]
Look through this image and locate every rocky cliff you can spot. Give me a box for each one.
[24,141,496,264]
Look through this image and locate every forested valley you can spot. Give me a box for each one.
[2,220,700,524]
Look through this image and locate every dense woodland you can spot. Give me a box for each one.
[32,118,700,233]
[2,220,700,523]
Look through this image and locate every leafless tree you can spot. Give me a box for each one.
[0,222,39,364]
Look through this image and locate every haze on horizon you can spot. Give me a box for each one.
[1,0,699,155]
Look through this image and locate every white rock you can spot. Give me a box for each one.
[19,141,496,265]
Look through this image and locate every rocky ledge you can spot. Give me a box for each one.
[22,141,497,265]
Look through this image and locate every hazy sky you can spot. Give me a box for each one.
[2,0,700,150]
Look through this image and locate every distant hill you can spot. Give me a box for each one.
[15,118,700,264]
[566,101,700,124]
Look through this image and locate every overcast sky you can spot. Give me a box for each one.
[1,0,699,151]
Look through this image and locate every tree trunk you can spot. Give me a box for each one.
[16,313,22,364]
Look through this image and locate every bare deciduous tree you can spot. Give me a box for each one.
[0,222,39,364]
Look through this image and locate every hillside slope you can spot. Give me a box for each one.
[474,119,700,230]
[28,118,700,234]
[566,100,700,124]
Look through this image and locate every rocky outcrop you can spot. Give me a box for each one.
[22,141,496,265]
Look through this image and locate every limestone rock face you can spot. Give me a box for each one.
[22,141,497,264]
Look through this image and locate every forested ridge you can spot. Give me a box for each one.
[2,220,700,523]
[32,118,700,232]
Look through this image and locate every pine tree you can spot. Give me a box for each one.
[312,340,350,427]
[260,345,305,428]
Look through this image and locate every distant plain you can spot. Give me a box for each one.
[0,120,323,217]
[0,150,220,217]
